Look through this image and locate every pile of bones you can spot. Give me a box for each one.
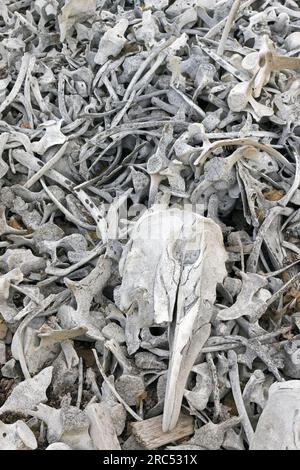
[0,0,300,451]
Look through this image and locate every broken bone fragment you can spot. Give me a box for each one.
[94,19,129,65]
[58,0,96,42]
[0,367,53,416]
[250,381,300,450]
[0,420,37,450]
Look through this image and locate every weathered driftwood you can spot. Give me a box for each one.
[131,413,194,450]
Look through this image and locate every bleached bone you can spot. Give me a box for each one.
[64,256,111,316]
[94,19,129,65]
[38,233,88,264]
[250,381,300,450]
[172,7,197,34]
[228,80,274,118]
[217,273,271,322]
[285,32,300,51]
[85,403,121,450]
[0,268,23,323]
[188,417,241,450]
[0,367,53,416]
[135,351,167,371]
[166,0,218,17]
[100,375,127,436]
[46,443,72,450]
[0,248,46,276]
[105,339,145,407]
[0,420,37,450]
[242,370,269,420]
[21,326,60,376]
[51,348,79,394]
[31,120,66,155]
[31,399,94,450]
[184,362,213,411]
[58,0,96,42]
[0,205,27,237]
[21,325,87,375]
[135,10,159,48]
[118,208,227,431]
[146,124,173,205]
[144,0,169,9]
[283,339,300,379]
[242,35,300,98]
[35,0,58,21]
[222,429,245,451]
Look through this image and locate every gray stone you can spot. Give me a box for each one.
[115,374,145,406]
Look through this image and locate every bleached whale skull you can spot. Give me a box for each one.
[117,208,227,431]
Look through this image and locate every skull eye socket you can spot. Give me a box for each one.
[149,327,165,336]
